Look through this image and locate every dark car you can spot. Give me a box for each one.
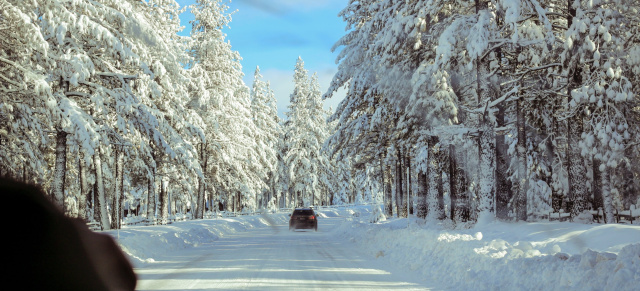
[289,208,318,231]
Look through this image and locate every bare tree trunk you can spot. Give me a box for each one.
[427,136,442,221]
[224,191,229,212]
[78,155,89,222]
[147,143,158,224]
[566,0,588,218]
[515,99,528,221]
[286,188,291,208]
[231,192,236,213]
[449,144,458,221]
[380,152,393,217]
[256,191,260,211]
[474,0,495,223]
[271,173,277,209]
[147,169,156,225]
[416,169,427,219]
[93,182,99,222]
[478,121,496,221]
[495,102,511,220]
[394,157,399,217]
[53,77,70,211]
[196,143,206,219]
[53,130,67,211]
[406,151,413,215]
[592,157,603,217]
[94,148,110,230]
[567,111,587,217]
[602,168,615,223]
[385,162,393,217]
[111,146,124,229]
[548,130,561,212]
[438,145,447,220]
[396,149,406,218]
[381,152,393,217]
[622,145,637,209]
[171,191,176,216]
[160,177,168,225]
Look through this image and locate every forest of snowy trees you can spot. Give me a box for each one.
[325,0,640,224]
[0,0,345,230]
[2,0,640,230]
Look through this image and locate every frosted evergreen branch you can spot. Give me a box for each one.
[96,72,138,80]
[0,56,31,75]
[501,63,562,87]
[65,91,90,98]
[0,74,22,88]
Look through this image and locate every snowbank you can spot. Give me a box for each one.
[109,213,291,265]
[108,207,361,266]
[335,216,640,290]
[108,206,639,290]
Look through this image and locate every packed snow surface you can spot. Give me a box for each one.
[109,206,640,290]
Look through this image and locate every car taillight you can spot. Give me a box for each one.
[309,215,315,220]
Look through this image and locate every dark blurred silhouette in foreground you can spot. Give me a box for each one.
[2,177,136,291]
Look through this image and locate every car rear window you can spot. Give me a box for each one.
[293,210,314,215]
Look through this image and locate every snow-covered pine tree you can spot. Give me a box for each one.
[133,0,203,225]
[34,0,159,229]
[307,73,331,206]
[189,0,264,214]
[562,0,640,222]
[0,0,54,184]
[285,57,313,207]
[250,66,280,209]
[562,0,591,218]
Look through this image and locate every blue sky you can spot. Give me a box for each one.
[175,0,348,118]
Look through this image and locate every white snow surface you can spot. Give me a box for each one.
[110,206,640,290]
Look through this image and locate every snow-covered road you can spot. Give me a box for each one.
[134,216,438,290]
